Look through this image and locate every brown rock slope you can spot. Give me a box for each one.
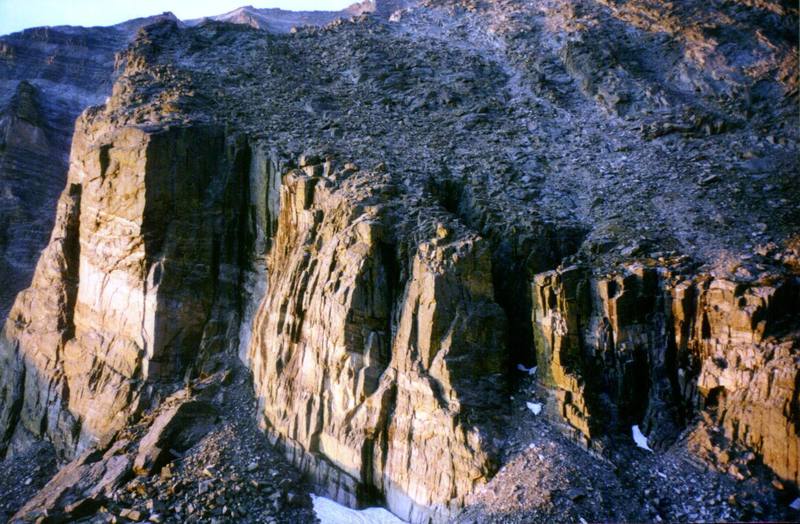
[0,0,798,522]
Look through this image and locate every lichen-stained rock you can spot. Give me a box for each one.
[532,263,800,485]
[0,108,250,459]
[247,164,508,522]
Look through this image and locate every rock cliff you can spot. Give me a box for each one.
[532,261,800,485]
[247,162,509,521]
[0,12,180,319]
[0,2,380,321]
[0,0,798,522]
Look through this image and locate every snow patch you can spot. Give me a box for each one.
[312,494,406,524]
[526,401,542,415]
[517,364,538,375]
[632,425,653,452]
[789,497,800,511]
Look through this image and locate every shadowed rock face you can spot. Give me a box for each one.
[0,81,55,320]
[0,0,797,522]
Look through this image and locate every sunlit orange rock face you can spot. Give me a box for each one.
[532,265,800,485]
[0,0,797,522]
[0,117,243,457]
[0,13,183,321]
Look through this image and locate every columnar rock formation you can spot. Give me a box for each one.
[0,116,253,458]
[247,162,509,520]
[0,0,797,522]
[0,12,181,319]
[532,263,800,485]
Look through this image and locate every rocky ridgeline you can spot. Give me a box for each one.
[0,0,798,522]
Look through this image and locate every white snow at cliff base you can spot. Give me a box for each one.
[312,494,406,524]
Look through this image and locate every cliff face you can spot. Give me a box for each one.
[533,262,800,485]
[0,116,250,457]
[246,160,509,521]
[0,13,180,320]
[0,0,798,522]
[0,4,375,321]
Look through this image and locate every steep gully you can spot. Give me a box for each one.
[0,2,798,523]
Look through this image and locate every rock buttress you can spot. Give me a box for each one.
[247,163,508,523]
[532,264,800,486]
[0,110,250,459]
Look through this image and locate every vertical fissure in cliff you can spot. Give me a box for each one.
[62,183,82,342]
[425,176,586,373]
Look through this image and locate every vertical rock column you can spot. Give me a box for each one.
[247,164,509,522]
[684,278,800,486]
[532,263,800,486]
[0,112,245,459]
[531,267,595,440]
[377,231,508,522]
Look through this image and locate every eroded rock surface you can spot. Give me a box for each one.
[532,261,800,486]
[248,164,508,521]
[0,115,252,458]
[0,13,183,320]
[0,0,797,522]
[0,4,377,322]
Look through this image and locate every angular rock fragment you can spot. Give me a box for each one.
[134,397,218,475]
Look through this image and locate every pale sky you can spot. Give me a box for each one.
[0,0,356,36]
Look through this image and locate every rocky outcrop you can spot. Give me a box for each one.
[532,262,800,484]
[0,111,252,458]
[10,372,242,523]
[247,161,508,522]
[0,13,180,321]
[0,3,388,322]
[0,1,797,522]
[12,438,133,522]
[133,396,218,476]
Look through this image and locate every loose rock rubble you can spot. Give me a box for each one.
[8,369,317,523]
[0,441,57,522]
[458,375,798,523]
